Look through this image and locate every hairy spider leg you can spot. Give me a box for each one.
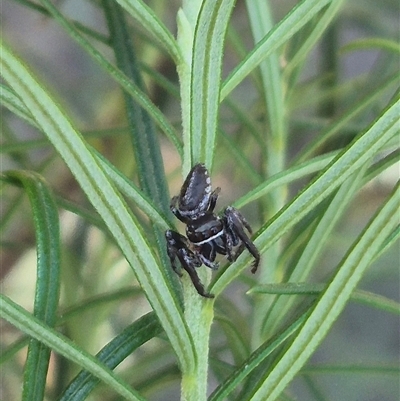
[165,230,214,298]
[208,187,221,212]
[224,206,260,273]
[170,196,187,223]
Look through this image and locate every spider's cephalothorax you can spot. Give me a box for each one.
[165,163,260,298]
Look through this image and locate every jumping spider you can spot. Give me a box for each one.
[165,163,260,298]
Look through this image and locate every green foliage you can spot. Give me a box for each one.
[1,1,399,401]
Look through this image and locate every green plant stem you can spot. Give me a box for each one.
[189,0,236,168]
[176,6,197,174]
[181,290,214,401]
[177,3,220,399]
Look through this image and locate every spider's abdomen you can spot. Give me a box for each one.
[186,215,224,245]
[178,164,212,216]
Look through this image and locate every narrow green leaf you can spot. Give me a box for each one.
[0,41,195,372]
[336,289,400,315]
[4,171,61,401]
[0,337,30,365]
[245,0,288,342]
[250,283,400,315]
[374,224,400,261]
[249,183,399,400]
[232,151,338,209]
[215,315,250,365]
[219,130,263,185]
[302,364,400,375]
[0,83,38,128]
[224,98,266,152]
[284,0,345,77]
[221,0,332,100]
[94,149,172,229]
[190,0,236,167]
[114,0,182,63]
[340,38,400,54]
[364,148,400,184]
[101,2,170,209]
[0,294,145,401]
[60,312,163,400]
[0,127,128,154]
[246,0,286,146]
[250,282,332,295]
[12,0,109,43]
[59,287,141,322]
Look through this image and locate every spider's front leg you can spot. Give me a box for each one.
[170,196,188,224]
[223,206,260,273]
[208,187,221,212]
[165,230,214,298]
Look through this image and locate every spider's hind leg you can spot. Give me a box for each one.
[223,206,260,273]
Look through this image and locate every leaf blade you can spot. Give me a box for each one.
[4,171,61,401]
[115,0,182,63]
[59,312,163,400]
[190,0,236,167]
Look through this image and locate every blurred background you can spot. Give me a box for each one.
[1,1,399,400]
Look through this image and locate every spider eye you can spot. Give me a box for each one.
[179,164,211,214]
